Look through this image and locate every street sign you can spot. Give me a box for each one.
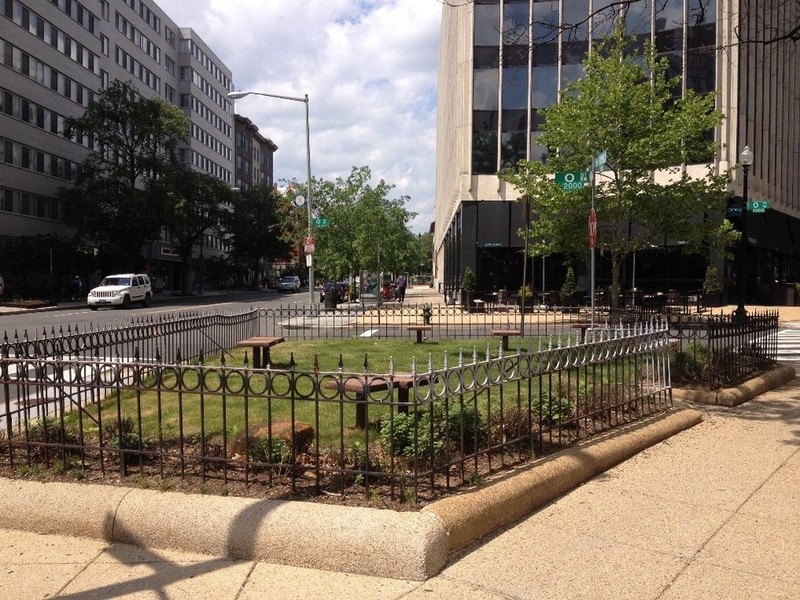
[555,171,589,191]
[747,200,770,213]
[588,209,597,249]
[304,236,315,254]
[313,217,329,228]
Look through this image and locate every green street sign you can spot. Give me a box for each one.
[313,217,329,228]
[555,171,589,191]
[747,200,770,213]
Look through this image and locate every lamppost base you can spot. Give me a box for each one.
[733,305,748,321]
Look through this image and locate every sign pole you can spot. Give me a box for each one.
[590,163,596,329]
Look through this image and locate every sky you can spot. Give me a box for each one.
[156,0,443,233]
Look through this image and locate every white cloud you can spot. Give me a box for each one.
[157,0,441,233]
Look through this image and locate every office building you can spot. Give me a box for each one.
[1,0,235,291]
[434,0,800,304]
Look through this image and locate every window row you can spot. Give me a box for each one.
[190,123,232,162]
[0,39,96,108]
[115,11,160,63]
[2,0,101,75]
[0,88,98,151]
[180,66,231,113]
[1,137,81,182]
[46,0,98,36]
[115,46,160,92]
[178,38,231,90]
[179,93,232,137]
[0,186,64,221]
[122,0,160,35]
[188,149,231,183]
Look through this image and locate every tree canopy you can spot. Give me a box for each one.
[500,24,736,303]
[60,80,189,271]
[309,166,417,280]
[226,185,289,283]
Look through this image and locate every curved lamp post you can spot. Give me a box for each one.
[228,90,315,305]
[734,145,753,320]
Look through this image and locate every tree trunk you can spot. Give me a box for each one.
[610,251,623,309]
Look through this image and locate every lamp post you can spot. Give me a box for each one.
[228,90,315,305]
[734,145,753,320]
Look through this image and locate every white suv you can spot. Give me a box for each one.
[87,273,152,310]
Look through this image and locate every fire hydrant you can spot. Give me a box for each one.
[422,303,433,325]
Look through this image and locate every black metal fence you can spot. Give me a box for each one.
[0,312,671,503]
[665,309,779,388]
[3,308,259,363]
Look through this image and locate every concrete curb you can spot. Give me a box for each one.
[672,365,796,406]
[0,407,700,580]
[0,478,448,581]
[422,407,703,553]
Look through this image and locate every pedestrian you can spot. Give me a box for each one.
[70,275,82,301]
[395,274,407,303]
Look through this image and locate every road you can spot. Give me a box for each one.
[0,290,295,336]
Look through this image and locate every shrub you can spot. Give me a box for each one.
[103,416,139,450]
[380,401,484,462]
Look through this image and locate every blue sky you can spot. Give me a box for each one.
[157,0,442,233]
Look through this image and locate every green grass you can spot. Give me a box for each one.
[61,335,632,453]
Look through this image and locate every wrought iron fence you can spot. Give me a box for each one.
[0,320,671,503]
[663,309,778,387]
[256,302,627,343]
[2,308,259,363]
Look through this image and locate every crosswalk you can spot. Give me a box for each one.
[777,328,800,363]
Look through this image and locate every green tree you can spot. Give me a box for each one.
[60,80,189,271]
[226,185,289,286]
[311,166,416,280]
[158,165,230,295]
[501,24,736,306]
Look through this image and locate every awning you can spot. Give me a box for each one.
[746,211,794,254]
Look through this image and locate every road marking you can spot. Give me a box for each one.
[359,329,379,338]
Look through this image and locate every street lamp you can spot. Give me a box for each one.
[228,90,315,305]
[734,145,753,320]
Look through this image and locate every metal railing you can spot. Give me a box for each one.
[0,319,672,503]
[2,308,259,363]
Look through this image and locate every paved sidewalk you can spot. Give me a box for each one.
[1,372,798,599]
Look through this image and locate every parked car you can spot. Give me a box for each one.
[87,273,152,309]
[320,282,347,303]
[278,275,301,292]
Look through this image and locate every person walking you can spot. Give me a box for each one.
[395,274,407,303]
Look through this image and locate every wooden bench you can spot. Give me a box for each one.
[492,328,521,351]
[407,324,433,343]
[325,373,429,428]
[235,336,285,368]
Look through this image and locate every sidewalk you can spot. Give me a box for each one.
[1,371,798,598]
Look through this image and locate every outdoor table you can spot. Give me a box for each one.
[324,373,428,428]
[235,336,285,368]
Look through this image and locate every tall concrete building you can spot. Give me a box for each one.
[1,0,234,291]
[434,0,800,304]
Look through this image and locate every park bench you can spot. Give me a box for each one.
[235,336,285,368]
[492,328,521,351]
[324,373,428,428]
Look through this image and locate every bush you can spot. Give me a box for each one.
[380,401,484,462]
[103,416,139,450]
[24,417,79,461]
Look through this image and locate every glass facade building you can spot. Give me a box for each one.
[434,0,800,304]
